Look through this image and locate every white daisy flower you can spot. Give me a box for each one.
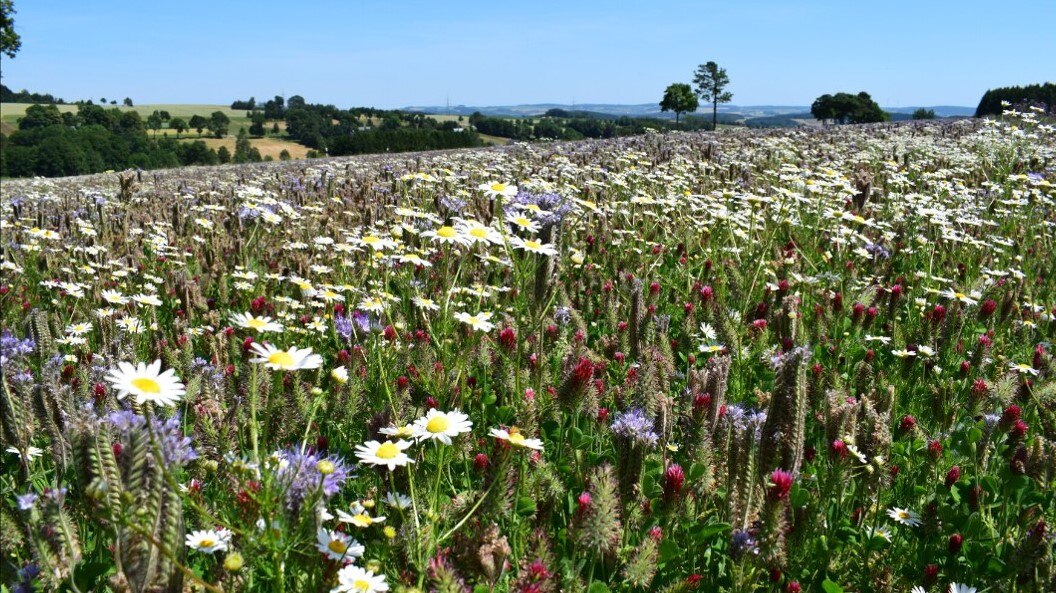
[316,527,364,562]
[231,312,284,333]
[331,564,389,593]
[249,343,323,371]
[105,360,186,407]
[185,528,230,554]
[337,502,387,528]
[887,507,921,527]
[411,409,473,445]
[454,311,495,332]
[354,440,414,470]
[478,181,518,199]
[489,426,544,451]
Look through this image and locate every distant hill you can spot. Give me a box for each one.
[405,103,975,120]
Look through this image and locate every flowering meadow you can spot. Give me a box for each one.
[1,111,1055,593]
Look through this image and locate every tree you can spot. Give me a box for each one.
[1,0,21,58]
[659,83,698,125]
[146,111,163,136]
[123,97,133,107]
[811,92,888,124]
[169,117,187,138]
[189,114,207,137]
[217,146,231,164]
[279,149,291,161]
[912,108,936,120]
[233,127,261,163]
[249,111,266,137]
[693,61,733,130]
[208,111,230,138]
[19,104,63,129]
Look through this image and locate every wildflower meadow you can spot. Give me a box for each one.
[1,111,1054,593]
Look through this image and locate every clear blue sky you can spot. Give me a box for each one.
[2,0,1053,108]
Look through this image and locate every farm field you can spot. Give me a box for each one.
[0,103,253,129]
[0,113,1054,593]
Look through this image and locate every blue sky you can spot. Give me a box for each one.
[2,0,1053,108]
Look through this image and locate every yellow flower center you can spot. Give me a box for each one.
[351,514,372,526]
[523,240,541,250]
[247,318,267,329]
[490,183,507,191]
[328,539,348,554]
[199,538,215,548]
[437,226,457,238]
[317,460,336,475]
[513,216,532,226]
[268,351,295,367]
[507,428,526,446]
[954,292,967,299]
[362,235,380,244]
[353,580,371,591]
[426,416,450,433]
[131,377,161,394]
[469,227,488,238]
[375,442,399,459]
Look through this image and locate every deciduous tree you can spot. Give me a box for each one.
[660,83,698,125]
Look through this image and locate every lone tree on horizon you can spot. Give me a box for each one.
[660,83,698,125]
[693,61,733,130]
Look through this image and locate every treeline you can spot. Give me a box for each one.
[0,84,65,104]
[810,92,889,124]
[262,96,482,154]
[975,83,1056,117]
[0,103,230,177]
[468,111,720,141]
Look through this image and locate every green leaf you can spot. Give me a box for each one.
[822,579,845,593]
[587,582,611,593]
[516,496,537,517]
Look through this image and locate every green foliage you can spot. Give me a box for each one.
[660,82,699,124]
[693,61,733,129]
[0,0,20,58]
[811,91,889,124]
[912,108,936,120]
[975,82,1056,117]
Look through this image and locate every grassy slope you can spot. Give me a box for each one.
[1,103,310,159]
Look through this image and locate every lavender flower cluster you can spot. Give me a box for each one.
[611,408,659,447]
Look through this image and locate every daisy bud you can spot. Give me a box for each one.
[223,551,244,572]
[945,465,960,487]
[316,460,336,475]
[948,533,963,554]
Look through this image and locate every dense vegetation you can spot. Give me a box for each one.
[975,83,1056,117]
[0,104,234,177]
[1,111,1053,593]
[0,84,66,105]
[810,92,889,124]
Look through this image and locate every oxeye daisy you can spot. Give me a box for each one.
[454,311,495,332]
[132,293,164,307]
[105,360,186,407]
[186,528,230,554]
[332,564,389,593]
[887,507,921,527]
[422,225,469,246]
[1009,362,1039,376]
[316,527,364,562]
[948,584,977,593]
[456,219,503,245]
[231,312,284,333]
[382,492,413,510]
[510,236,558,256]
[101,289,130,305]
[379,424,415,438]
[337,502,387,528]
[64,322,93,336]
[508,214,541,233]
[354,440,414,470]
[489,426,544,451]
[412,296,440,311]
[478,181,518,199]
[412,409,473,445]
[249,343,323,371]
